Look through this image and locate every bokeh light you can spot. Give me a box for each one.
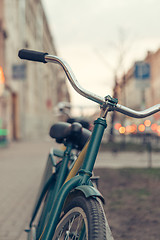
[144,119,151,127]
[119,126,126,134]
[114,123,121,130]
[138,124,145,132]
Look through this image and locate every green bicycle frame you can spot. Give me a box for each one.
[39,117,107,240]
[29,144,73,238]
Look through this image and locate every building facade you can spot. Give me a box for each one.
[0,0,70,140]
[145,50,160,113]
[117,48,160,123]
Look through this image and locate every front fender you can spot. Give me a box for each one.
[64,185,105,210]
[75,185,105,203]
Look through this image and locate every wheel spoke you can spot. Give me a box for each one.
[72,215,83,239]
[68,215,76,232]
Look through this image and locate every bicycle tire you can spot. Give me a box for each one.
[52,195,112,240]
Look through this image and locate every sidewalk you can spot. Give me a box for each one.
[96,149,160,168]
[0,139,55,240]
[0,140,159,240]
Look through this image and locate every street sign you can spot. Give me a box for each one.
[134,61,150,80]
[12,64,26,79]
[134,61,150,89]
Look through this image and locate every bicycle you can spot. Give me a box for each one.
[18,49,160,240]
[55,101,92,130]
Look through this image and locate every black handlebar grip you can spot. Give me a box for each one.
[18,49,48,63]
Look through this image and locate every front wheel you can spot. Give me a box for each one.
[52,195,113,240]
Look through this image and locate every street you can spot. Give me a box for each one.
[0,139,160,240]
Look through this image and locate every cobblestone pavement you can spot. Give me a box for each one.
[0,139,159,240]
[0,139,55,240]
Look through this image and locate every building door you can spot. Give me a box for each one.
[12,93,20,140]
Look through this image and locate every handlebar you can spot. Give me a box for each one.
[18,49,160,119]
[115,104,160,118]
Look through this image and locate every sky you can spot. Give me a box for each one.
[42,0,160,115]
